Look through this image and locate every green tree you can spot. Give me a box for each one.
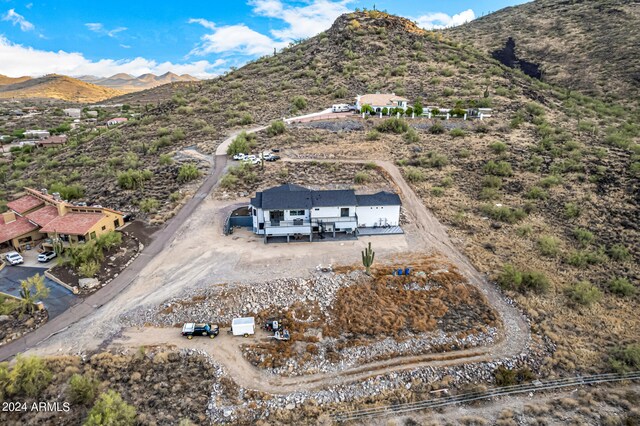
[84,390,137,426]
[360,104,374,114]
[7,355,52,398]
[19,274,50,315]
[67,374,100,405]
[413,100,424,116]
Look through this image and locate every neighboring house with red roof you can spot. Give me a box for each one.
[0,188,124,252]
[36,135,68,148]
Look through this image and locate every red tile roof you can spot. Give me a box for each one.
[25,205,59,227]
[6,195,44,214]
[39,213,105,236]
[0,215,39,244]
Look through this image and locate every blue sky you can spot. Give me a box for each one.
[0,0,529,78]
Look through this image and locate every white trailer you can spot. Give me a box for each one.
[231,317,255,337]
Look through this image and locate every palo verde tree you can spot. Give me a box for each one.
[361,242,375,275]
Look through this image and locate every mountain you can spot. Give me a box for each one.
[445,0,640,103]
[76,72,200,92]
[0,74,124,102]
[0,74,32,85]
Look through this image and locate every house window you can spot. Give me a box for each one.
[78,235,86,243]
[252,209,256,216]
[258,223,264,230]
[289,210,305,216]
[101,225,106,231]
[90,232,96,240]
[340,208,349,217]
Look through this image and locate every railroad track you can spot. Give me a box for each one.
[332,371,640,422]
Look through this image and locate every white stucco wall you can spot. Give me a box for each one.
[355,205,401,227]
[311,206,355,219]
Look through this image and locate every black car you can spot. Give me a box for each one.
[181,323,220,339]
[265,155,280,162]
[123,213,136,222]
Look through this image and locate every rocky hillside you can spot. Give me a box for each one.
[0,74,124,102]
[445,0,640,104]
[0,74,32,85]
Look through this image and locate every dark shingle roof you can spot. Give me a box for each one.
[355,192,402,206]
[312,190,357,207]
[250,185,401,210]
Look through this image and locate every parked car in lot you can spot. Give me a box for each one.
[232,153,246,160]
[123,213,136,222]
[181,323,219,339]
[4,251,24,265]
[38,251,57,263]
[332,103,350,112]
[264,154,280,162]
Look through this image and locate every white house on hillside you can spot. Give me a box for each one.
[355,93,409,113]
[249,184,402,243]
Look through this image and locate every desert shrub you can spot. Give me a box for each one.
[609,344,640,373]
[139,198,159,213]
[291,96,307,110]
[355,163,375,172]
[333,87,348,98]
[608,277,636,297]
[366,130,380,140]
[0,362,9,400]
[6,355,52,398]
[117,169,152,190]
[564,202,581,218]
[418,151,449,168]
[481,204,526,223]
[354,171,369,184]
[220,174,239,189]
[525,102,545,117]
[479,187,499,200]
[266,120,286,137]
[226,131,256,155]
[483,160,513,176]
[440,176,454,188]
[405,167,425,183]
[517,224,533,237]
[494,366,535,386]
[67,373,100,405]
[449,128,466,138]
[608,244,631,261]
[526,186,548,200]
[171,128,185,142]
[85,390,137,426]
[239,112,253,125]
[375,118,409,134]
[497,264,550,294]
[489,141,507,154]
[540,175,562,188]
[565,281,602,306]
[429,122,445,134]
[604,131,631,149]
[566,249,607,268]
[159,154,173,165]
[404,127,419,143]
[573,227,594,247]
[431,187,445,197]
[177,163,200,183]
[538,236,561,257]
[482,176,502,189]
[78,260,99,278]
[49,183,84,200]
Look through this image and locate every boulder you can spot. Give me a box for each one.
[79,278,99,289]
[0,314,11,323]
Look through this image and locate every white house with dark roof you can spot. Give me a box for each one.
[249,184,401,243]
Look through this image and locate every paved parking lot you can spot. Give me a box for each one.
[0,265,77,319]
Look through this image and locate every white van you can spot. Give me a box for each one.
[332,104,350,113]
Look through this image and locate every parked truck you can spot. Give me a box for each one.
[230,317,255,337]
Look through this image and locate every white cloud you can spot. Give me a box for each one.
[189,22,288,56]
[2,8,35,31]
[250,0,351,40]
[414,9,475,30]
[85,22,127,38]
[189,0,351,58]
[0,36,224,79]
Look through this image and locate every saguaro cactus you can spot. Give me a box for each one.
[361,242,375,275]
